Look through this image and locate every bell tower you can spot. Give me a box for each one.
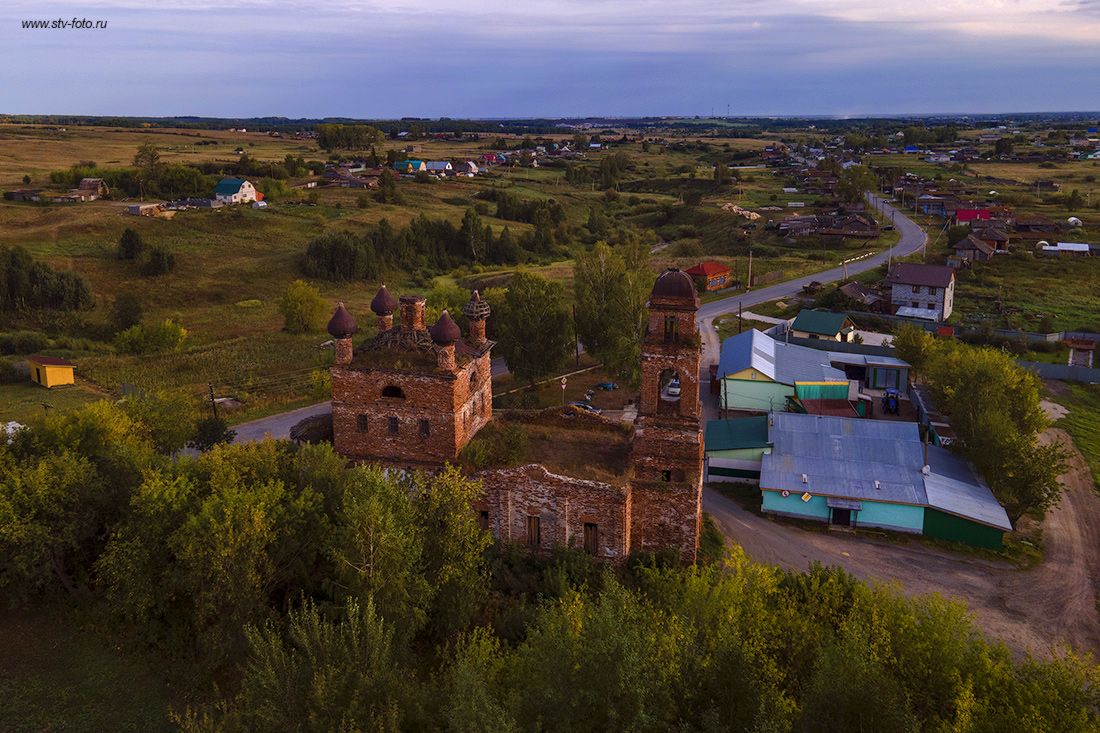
[629,268,704,562]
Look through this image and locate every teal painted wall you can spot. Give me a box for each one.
[762,490,830,521]
[722,379,793,413]
[855,500,924,532]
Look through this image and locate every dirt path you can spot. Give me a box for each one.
[704,427,1100,657]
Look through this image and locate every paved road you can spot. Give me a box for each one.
[234,194,924,442]
[696,193,926,419]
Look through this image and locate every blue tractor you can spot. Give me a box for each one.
[881,388,901,416]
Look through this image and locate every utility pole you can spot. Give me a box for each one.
[746,249,753,291]
[208,383,219,420]
[572,304,580,367]
[738,300,743,333]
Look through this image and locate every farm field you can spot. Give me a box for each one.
[1052,381,1100,490]
[0,123,890,422]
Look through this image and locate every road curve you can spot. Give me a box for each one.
[696,193,927,377]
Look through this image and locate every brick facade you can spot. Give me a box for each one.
[476,464,630,560]
[330,291,493,466]
[328,271,705,563]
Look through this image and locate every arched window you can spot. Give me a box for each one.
[381,385,405,399]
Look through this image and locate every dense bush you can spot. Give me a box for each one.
[0,245,94,312]
[114,319,188,354]
[278,279,327,333]
[0,330,50,355]
[141,246,177,276]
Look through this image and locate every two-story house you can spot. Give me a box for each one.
[887,263,955,321]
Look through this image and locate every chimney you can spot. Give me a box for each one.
[399,295,426,332]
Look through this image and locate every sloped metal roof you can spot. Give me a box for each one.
[718,330,846,385]
[761,413,927,505]
[759,412,1011,531]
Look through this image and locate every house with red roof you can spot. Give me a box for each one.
[684,260,733,291]
[954,209,992,225]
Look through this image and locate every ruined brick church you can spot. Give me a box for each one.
[325,269,704,562]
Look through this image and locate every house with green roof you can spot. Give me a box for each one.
[393,159,426,174]
[214,177,257,204]
[789,309,857,342]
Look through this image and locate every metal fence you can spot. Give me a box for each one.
[1018,362,1100,383]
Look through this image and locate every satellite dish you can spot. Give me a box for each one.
[1068,216,1083,227]
[1037,240,1050,248]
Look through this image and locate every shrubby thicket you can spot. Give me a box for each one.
[0,400,1097,732]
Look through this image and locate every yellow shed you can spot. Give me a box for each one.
[27,355,76,389]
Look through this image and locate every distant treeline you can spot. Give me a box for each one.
[0,245,94,312]
[302,209,547,281]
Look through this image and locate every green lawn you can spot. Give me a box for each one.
[0,382,103,423]
[0,608,178,733]
[1053,382,1100,490]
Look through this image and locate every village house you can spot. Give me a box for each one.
[424,161,453,176]
[1040,242,1092,257]
[887,263,956,321]
[393,159,427,174]
[214,177,258,204]
[953,233,995,263]
[321,269,708,562]
[838,282,886,312]
[684,260,733,291]
[76,178,109,199]
[788,309,857,342]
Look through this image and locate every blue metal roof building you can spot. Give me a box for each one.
[720,411,1012,548]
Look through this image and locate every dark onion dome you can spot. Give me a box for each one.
[327,302,358,338]
[370,284,398,316]
[430,310,461,345]
[650,267,697,300]
[462,289,491,320]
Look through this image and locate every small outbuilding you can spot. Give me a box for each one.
[684,260,733,291]
[27,355,75,388]
[789,309,857,342]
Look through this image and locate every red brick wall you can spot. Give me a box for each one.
[477,464,630,561]
[332,352,492,465]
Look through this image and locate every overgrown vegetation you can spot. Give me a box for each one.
[894,326,1067,522]
[2,398,1098,730]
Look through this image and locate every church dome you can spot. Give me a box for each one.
[430,310,461,345]
[651,268,697,301]
[462,289,491,320]
[370,284,398,316]
[326,302,358,338]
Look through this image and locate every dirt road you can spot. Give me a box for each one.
[705,427,1100,657]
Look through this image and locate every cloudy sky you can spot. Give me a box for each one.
[1,0,1098,117]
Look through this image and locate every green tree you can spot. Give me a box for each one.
[376,168,403,204]
[120,390,196,454]
[494,272,572,384]
[329,466,430,640]
[994,137,1014,156]
[142,245,176,276]
[188,416,236,452]
[110,292,143,332]
[117,228,146,260]
[278,279,328,334]
[573,241,651,384]
[714,161,732,185]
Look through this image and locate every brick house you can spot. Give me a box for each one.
[325,269,705,562]
[684,260,732,291]
[887,263,956,321]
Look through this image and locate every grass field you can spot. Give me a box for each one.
[0,382,103,423]
[0,607,178,732]
[1053,382,1100,490]
[0,124,886,422]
